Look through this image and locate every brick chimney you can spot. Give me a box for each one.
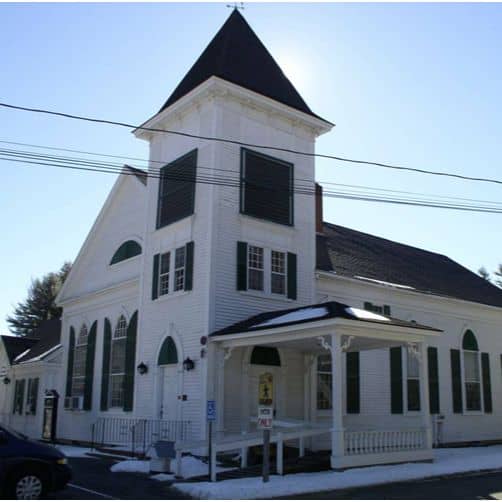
[315,183,324,234]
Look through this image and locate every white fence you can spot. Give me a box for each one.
[344,429,426,456]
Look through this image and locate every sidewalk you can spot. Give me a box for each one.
[171,445,502,499]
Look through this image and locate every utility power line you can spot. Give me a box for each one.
[2,139,501,207]
[1,147,502,215]
[1,102,502,187]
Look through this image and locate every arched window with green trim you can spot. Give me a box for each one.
[250,346,281,366]
[110,240,142,265]
[158,337,178,365]
[462,330,481,411]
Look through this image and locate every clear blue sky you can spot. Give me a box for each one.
[1,2,502,334]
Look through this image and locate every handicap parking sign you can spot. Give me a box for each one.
[207,400,216,421]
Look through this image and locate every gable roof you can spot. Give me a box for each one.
[124,165,147,186]
[1,335,39,364]
[159,10,329,123]
[13,319,62,364]
[211,301,439,337]
[317,222,502,309]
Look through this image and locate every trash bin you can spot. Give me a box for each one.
[149,440,176,473]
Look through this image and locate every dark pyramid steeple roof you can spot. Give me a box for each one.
[160,10,327,122]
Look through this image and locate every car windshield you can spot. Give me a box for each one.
[0,424,27,440]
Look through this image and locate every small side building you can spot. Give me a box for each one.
[0,320,62,439]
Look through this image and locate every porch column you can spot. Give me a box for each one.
[418,341,433,450]
[215,344,226,435]
[330,333,345,469]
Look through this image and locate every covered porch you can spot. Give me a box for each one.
[208,302,441,474]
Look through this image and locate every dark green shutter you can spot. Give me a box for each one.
[152,254,160,300]
[83,321,97,411]
[123,311,138,412]
[346,352,360,414]
[287,252,297,300]
[364,302,372,311]
[100,319,112,411]
[237,242,247,291]
[427,347,440,414]
[481,352,492,413]
[390,347,403,414]
[383,305,391,316]
[450,349,463,413]
[65,327,76,397]
[185,241,194,291]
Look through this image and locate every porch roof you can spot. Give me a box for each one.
[210,301,441,339]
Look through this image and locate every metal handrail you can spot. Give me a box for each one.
[91,417,191,457]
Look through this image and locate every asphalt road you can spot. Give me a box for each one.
[286,470,502,500]
[45,455,502,500]
[45,456,190,500]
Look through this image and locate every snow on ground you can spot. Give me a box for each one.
[112,455,235,479]
[111,459,150,473]
[173,445,502,499]
[55,445,93,458]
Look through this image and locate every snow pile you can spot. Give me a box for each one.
[173,445,502,499]
[345,306,389,322]
[355,276,415,290]
[111,459,150,473]
[255,307,328,328]
[112,455,235,479]
[55,445,93,458]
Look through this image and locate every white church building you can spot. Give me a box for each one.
[28,10,502,472]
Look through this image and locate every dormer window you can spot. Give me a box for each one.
[110,240,142,265]
[157,150,197,229]
[240,148,294,226]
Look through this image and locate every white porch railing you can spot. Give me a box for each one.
[344,429,426,456]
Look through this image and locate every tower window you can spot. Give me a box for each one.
[240,148,293,226]
[157,150,197,229]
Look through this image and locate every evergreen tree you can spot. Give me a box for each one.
[495,264,502,288]
[6,262,71,337]
[478,267,491,281]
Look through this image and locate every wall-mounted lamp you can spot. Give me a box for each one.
[3,377,10,385]
[137,362,148,375]
[183,357,195,371]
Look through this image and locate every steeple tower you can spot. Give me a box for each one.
[159,9,330,123]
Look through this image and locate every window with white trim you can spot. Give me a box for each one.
[317,354,332,410]
[109,316,127,408]
[174,246,186,292]
[463,330,481,411]
[159,252,171,297]
[72,325,88,397]
[271,250,286,295]
[248,246,264,291]
[406,347,420,411]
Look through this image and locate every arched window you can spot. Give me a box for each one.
[72,324,88,397]
[250,346,281,366]
[110,240,142,265]
[158,337,178,365]
[110,316,127,408]
[462,330,481,411]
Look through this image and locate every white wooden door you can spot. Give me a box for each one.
[160,365,178,421]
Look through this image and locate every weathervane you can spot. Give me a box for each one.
[227,2,244,10]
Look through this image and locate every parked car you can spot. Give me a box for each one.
[0,424,71,499]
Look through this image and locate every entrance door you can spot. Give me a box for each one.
[160,365,178,421]
[249,365,282,419]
